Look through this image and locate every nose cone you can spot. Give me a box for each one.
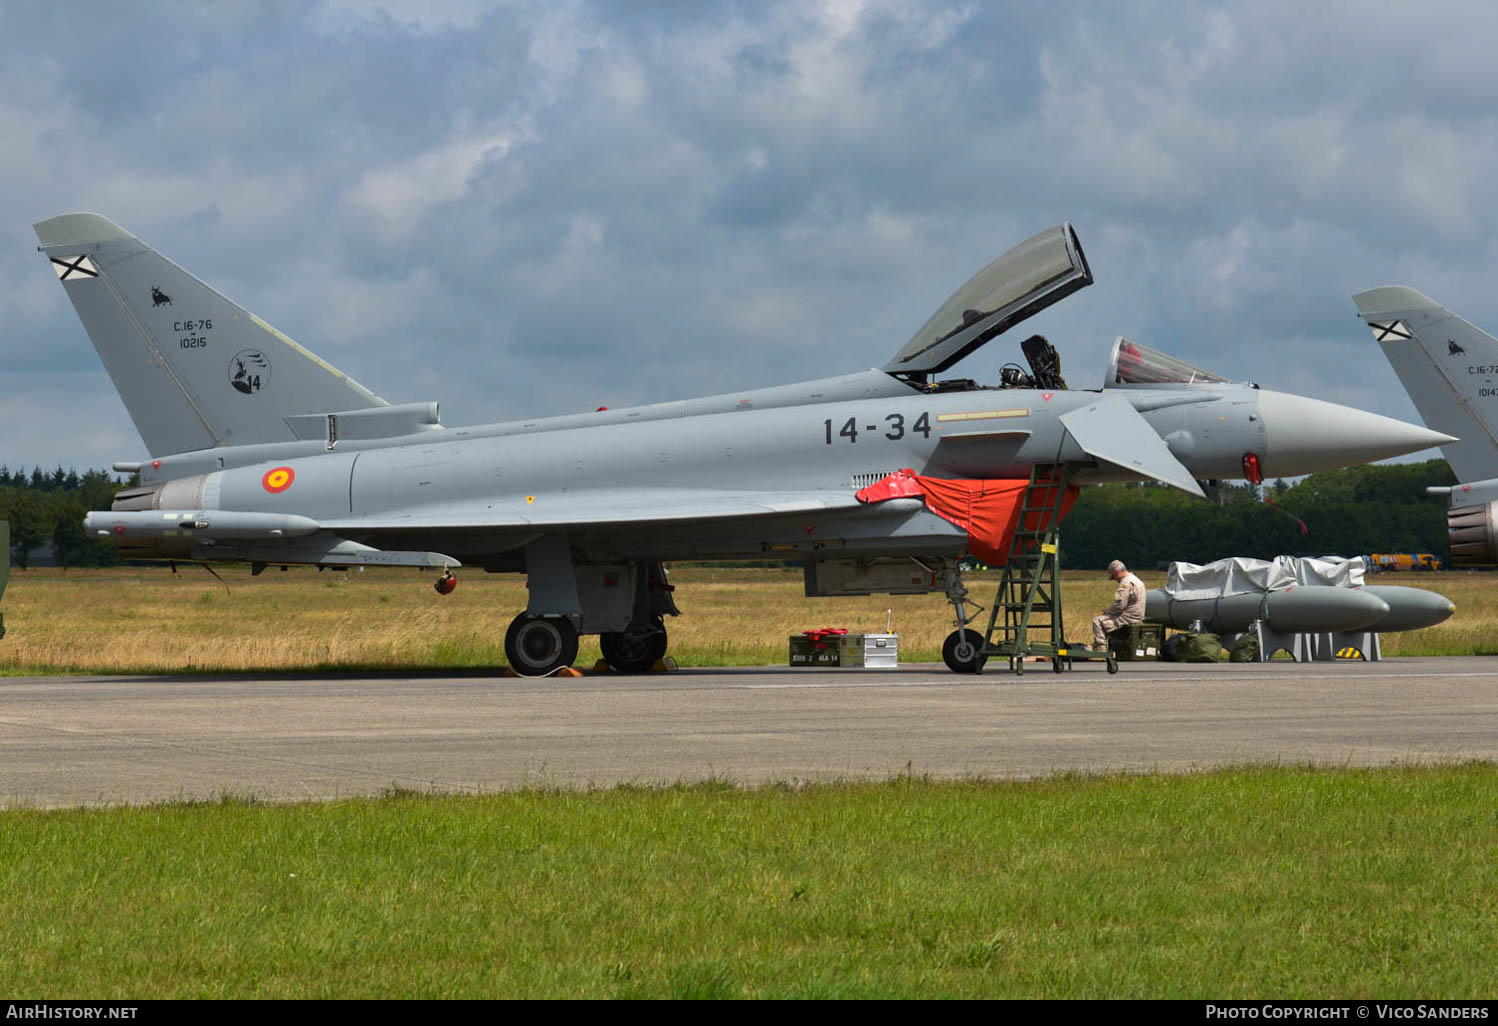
[1358,586,1457,633]
[1257,391,1457,477]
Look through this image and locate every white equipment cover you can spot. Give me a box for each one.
[1165,556,1364,600]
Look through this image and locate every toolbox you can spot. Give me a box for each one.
[1108,621,1164,661]
[789,630,899,668]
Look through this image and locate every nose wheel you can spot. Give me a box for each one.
[942,628,987,674]
[504,613,579,676]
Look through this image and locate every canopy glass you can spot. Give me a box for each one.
[883,224,1092,378]
[1106,337,1232,387]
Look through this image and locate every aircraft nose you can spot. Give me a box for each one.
[1256,390,1457,477]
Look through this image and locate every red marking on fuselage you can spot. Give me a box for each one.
[262,466,295,493]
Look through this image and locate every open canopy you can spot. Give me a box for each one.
[1105,337,1232,388]
[883,223,1092,379]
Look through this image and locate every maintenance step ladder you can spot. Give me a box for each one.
[979,462,1117,676]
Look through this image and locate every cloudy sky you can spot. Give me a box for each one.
[4,0,1498,474]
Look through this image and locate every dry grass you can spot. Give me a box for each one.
[1372,572,1498,656]
[0,564,1490,674]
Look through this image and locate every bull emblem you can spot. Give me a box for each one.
[151,287,172,307]
[1449,339,1466,356]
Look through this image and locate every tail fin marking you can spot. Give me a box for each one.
[35,212,385,457]
[1354,285,1498,482]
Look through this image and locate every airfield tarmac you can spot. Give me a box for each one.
[0,658,1495,807]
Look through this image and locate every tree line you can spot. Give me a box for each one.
[0,457,1464,572]
[0,465,94,492]
[1060,459,1457,569]
[1,467,131,569]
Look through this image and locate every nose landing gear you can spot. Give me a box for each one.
[925,559,988,674]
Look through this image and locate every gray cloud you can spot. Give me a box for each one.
[2,0,1495,473]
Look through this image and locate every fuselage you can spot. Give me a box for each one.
[132,375,1268,489]
[129,380,1262,507]
[102,369,1440,567]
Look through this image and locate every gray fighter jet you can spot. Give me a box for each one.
[35,213,1452,674]
[1354,286,1498,565]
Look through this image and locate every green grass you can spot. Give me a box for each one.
[2,766,1496,998]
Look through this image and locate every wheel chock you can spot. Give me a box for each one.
[592,659,612,672]
[501,666,586,678]
[651,656,678,672]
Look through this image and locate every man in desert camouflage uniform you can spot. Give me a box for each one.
[1092,558,1145,649]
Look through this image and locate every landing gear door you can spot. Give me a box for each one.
[882,224,1092,380]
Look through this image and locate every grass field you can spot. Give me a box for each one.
[0,766,1494,998]
[0,565,1491,674]
[2,571,1494,997]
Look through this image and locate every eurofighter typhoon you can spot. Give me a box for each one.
[36,214,1452,674]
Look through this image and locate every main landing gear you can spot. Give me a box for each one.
[501,613,672,676]
[599,616,669,673]
[504,613,579,676]
[498,556,678,676]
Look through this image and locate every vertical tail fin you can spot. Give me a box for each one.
[1354,285,1498,482]
[35,213,385,456]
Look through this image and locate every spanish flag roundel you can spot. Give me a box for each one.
[262,466,295,493]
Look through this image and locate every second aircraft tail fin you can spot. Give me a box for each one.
[1354,285,1498,482]
[34,212,386,457]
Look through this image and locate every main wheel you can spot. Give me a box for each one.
[504,614,579,676]
[600,617,669,673]
[942,629,987,674]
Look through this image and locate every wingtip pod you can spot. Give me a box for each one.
[84,510,322,542]
[33,212,134,249]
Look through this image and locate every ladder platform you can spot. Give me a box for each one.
[976,460,1117,676]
